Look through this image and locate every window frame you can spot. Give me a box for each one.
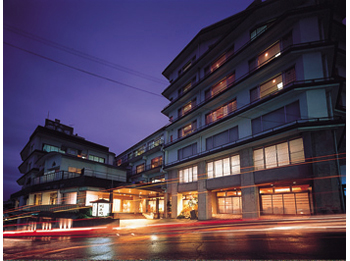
[253,138,305,171]
[207,154,240,179]
[179,165,198,184]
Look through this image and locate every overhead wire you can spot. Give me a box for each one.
[4,42,164,98]
[4,24,168,85]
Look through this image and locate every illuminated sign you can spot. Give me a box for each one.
[91,199,110,217]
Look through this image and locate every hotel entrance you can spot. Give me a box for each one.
[259,184,313,215]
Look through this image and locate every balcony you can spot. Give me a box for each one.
[164,116,345,168]
[164,40,335,125]
[128,163,163,177]
[118,142,164,165]
[31,169,124,187]
[165,77,339,146]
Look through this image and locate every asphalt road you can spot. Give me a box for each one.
[3,218,346,260]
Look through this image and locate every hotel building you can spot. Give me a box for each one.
[159,0,345,220]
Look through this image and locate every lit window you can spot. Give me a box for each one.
[207,154,240,179]
[179,166,198,183]
[253,138,305,170]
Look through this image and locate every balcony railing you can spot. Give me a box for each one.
[165,76,338,146]
[128,163,163,176]
[165,116,344,167]
[118,142,164,165]
[166,40,334,126]
[31,169,123,186]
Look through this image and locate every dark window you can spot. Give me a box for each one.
[206,126,238,150]
[178,143,197,160]
[251,101,300,135]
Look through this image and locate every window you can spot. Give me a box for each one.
[136,163,145,174]
[251,101,300,135]
[259,185,312,215]
[178,56,196,76]
[178,98,196,117]
[179,165,198,183]
[178,143,197,160]
[253,138,305,170]
[178,120,197,138]
[204,46,234,76]
[148,135,164,150]
[251,24,268,40]
[249,42,281,72]
[206,126,238,151]
[68,167,82,174]
[205,73,235,100]
[151,156,163,169]
[207,154,240,179]
[250,68,296,103]
[258,42,281,66]
[88,155,105,163]
[217,190,242,214]
[178,78,196,96]
[33,193,42,205]
[49,193,57,205]
[205,99,237,124]
[43,144,65,154]
[135,145,146,156]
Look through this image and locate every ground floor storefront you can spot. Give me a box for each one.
[167,183,319,220]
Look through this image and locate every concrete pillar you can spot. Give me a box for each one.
[240,148,260,219]
[155,194,160,219]
[303,131,343,214]
[133,196,139,214]
[164,193,169,218]
[197,161,212,220]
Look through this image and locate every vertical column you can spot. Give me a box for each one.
[197,161,212,220]
[164,193,169,218]
[155,195,160,219]
[303,131,343,214]
[240,148,260,219]
[133,196,139,214]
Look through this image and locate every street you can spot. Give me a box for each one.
[3,216,346,260]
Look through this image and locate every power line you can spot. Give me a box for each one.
[4,41,164,98]
[4,24,169,85]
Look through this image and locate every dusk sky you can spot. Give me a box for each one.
[3,0,253,200]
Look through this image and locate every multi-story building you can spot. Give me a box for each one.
[114,127,167,218]
[10,119,127,214]
[161,0,345,220]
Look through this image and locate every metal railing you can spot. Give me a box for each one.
[165,40,334,125]
[128,163,163,176]
[165,116,344,167]
[31,169,124,186]
[165,76,337,146]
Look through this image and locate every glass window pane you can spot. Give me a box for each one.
[184,169,189,183]
[261,195,273,214]
[188,168,192,182]
[215,160,223,177]
[265,145,277,168]
[289,138,305,163]
[295,193,310,214]
[254,148,264,170]
[218,198,226,213]
[231,155,240,174]
[283,194,296,214]
[207,162,213,179]
[179,170,183,183]
[277,142,289,166]
[193,166,198,181]
[223,158,230,176]
[272,194,283,214]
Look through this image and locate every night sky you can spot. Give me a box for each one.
[3,0,252,200]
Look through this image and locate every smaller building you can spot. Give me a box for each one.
[114,126,168,218]
[10,119,127,218]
